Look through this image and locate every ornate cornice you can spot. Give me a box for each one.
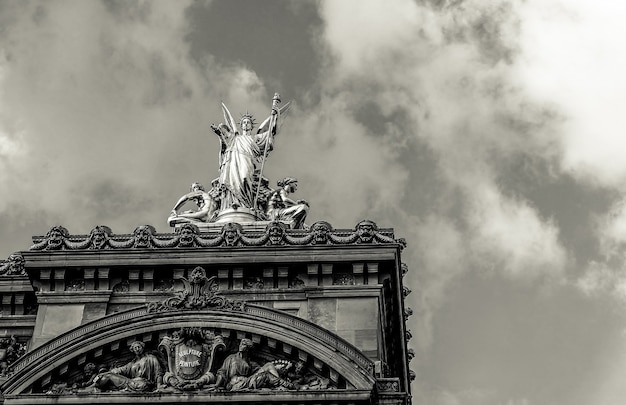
[28,220,405,251]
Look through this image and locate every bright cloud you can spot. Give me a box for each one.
[317,0,567,282]
[579,198,626,302]
[0,0,267,234]
[517,0,626,187]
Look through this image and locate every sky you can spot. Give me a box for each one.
[1,0,626,404]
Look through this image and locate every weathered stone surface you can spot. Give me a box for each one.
[1,218,411,404]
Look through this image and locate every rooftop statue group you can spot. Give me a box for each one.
[168,93,309,229]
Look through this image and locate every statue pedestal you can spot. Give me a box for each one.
[213,207,260,224]
[168,208,298,232]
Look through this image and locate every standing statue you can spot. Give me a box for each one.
[168,93,312,228]
[210,94,289,213]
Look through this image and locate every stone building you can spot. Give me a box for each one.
[0,96,413,404]
[0,220,412,404]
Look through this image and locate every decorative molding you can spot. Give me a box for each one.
[0,336,26,377]
[401,262,409,278]
[0,253,26,276]
[65,279,85,292]
[407,348,415,363]
[375,378,400,392]
[288,276,305,289]
[146,267,245,313]
[29,220,402,251]
[333,273,355,286]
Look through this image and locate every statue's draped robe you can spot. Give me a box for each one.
[100,354,161,392]
[216,353,280,391]
[219,130,273,209]
[267,190,309,229]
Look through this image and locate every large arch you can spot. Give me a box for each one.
[2,303,376,399]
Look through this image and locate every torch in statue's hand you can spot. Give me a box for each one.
[272,93,281,115]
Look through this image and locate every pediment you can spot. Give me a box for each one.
[1,303,376,402]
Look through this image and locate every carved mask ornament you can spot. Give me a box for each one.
[177,224,198,247]
[90,226,111,249]
[46,226,68,250]
[133,225,155,248]
[311,221,331,244]
[221,223,241,246]
[267,222,285,245]
[356,220,376,243]
[2,253,26,275]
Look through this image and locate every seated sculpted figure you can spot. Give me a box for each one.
[169,182,218,225]
[91,341,161,392]
[266,178,309,229]
[213,338,294,391]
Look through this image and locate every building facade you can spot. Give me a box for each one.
[0,219,413,404]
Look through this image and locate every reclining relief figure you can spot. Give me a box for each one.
[90,341,161,392]
[212,338,294,391]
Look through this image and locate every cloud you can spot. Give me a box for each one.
[596,198,626,257]
[0,1,271,245]
[315,0,567,311]
[268,93,410,225]
[577,261,626,303]
[467,179,566,279]
[516,0,626,187]
[314,0,577,401]
[587,337,626,405]
[577,198,626,302]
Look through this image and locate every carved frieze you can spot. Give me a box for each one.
[38,333,340,395]
[29,220,403,251]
